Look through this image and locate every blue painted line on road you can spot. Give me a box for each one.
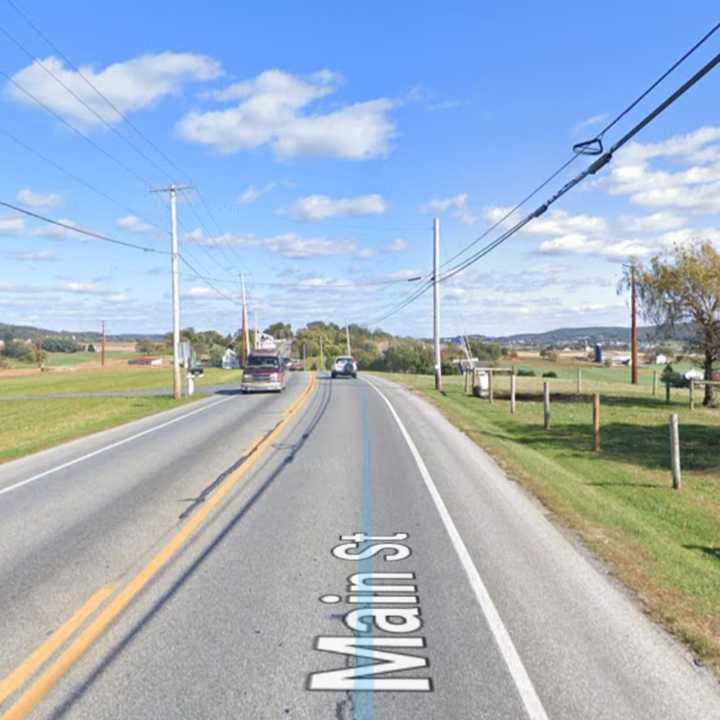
[353,383,374,720]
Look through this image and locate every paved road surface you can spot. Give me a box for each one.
[0,372,718,719]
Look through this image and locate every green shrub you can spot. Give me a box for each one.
[542,371,558,378]
[516,368,536,377]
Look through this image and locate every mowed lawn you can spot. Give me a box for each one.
[0,367,244,462]
[0,366,244,396]
[0,396,195,463]
[375,369,720,672]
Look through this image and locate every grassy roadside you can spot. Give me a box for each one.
[0,367,244,463]
[0,367,244,396]
[0,396,197,463]
[374,371,720,673]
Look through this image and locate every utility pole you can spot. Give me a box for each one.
[345,320,351,356]
[433,218,442,391]
[630,260,639,385]
[101,320,106,368]
[151,183,191,400]
[239,272,250,365]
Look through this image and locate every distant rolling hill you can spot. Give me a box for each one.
[470,324,693,346]
[0,322,164,342]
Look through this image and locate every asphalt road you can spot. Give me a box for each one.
[1,372,719,719]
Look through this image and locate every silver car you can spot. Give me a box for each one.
[331,355,357,379]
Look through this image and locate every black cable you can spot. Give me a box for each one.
[0,200,168,253]
[0,7,242,277]
[375,48,720,324]
[442,48,720,283]
[594,20,720,141]
[178,254,241,305]
[440,19,720,274]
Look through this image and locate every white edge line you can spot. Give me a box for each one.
[364,376,550,720]
[0,395,235,497]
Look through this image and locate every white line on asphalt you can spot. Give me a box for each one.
[364,377,550,720]
[0,396,235,498]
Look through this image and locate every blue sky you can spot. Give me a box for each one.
[1,1,719,337]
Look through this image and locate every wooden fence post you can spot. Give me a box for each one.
[510,374,516,415]
[543,382,551,430]
[488,370,494,404]
[577,366,582,394]
[670,413,682,489]
[689,380,695,410]
[652,370,657,396]
[593,393,600,452]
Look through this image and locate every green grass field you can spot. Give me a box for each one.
[0,366,243,396]
[375,368,720,672]
[0,366,245,462]
[2,351,142,369]
[0,396,196,463]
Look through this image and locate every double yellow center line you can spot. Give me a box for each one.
[0,374,316,719]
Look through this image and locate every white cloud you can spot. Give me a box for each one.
[184,228,258,247]
[16,188,63,209]
[7,250,56,262]
[177,69,396,159]
[31,218,79,239]
[420,193,467,213]
[238,183,276,204]
[0,216,25,235]
[574,113,608,133]
[263,233,359,259]
[384,238,407,252]
[8,53,222,127]
[420,192,476,224]
[116,215,153,233]
[184,227,367,258]
[538,233,649,260]
[280,193,387,221]
[619,126,720,164]
[523,209,608,237]
[659,227,720,249]
[620,212,686,233]
[604,126,720,214]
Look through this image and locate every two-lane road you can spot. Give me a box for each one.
[1,373,719,718]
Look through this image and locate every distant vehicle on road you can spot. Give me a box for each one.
[241,350,286,393]
[331,355,357,379]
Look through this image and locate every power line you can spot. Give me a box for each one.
[0,200,168,253]
[589,19,720,144]
[0,125,165,240]
[437,19,720,275]
[371,46,720,325]
[0,10,242,278]
[178,254,241,305]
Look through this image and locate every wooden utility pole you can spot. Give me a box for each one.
[101,320,106,368]
[630,261,639,385]
[543,382,551,430]
[510,373,517,414]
